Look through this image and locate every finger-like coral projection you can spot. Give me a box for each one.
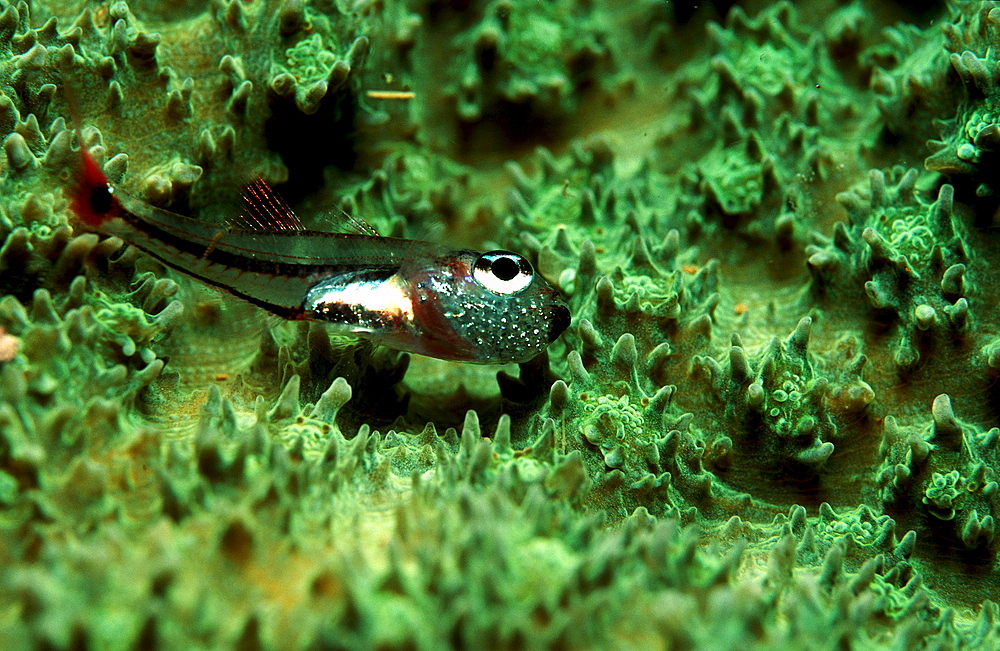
[0,283,166,532]
[807,168,972,370]
[696,317,867,475]
[4,0,1000,647]
[1,0,369,212]
[878,394,999,554]
[661,2,864,245]
[434,0,610,125]
[926,1,1000,203]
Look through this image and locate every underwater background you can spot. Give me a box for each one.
[2,0,1000,647]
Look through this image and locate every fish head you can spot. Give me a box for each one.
[405,249,570,364]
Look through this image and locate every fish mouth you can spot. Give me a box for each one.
[548,304,571,342]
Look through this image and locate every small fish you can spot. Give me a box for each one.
[67,146,570,364]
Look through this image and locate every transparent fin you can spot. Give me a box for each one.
[229,177,305,232]
[336,208,381,237]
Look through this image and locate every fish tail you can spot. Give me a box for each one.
[63,72,118,229]
[67,137,118,228]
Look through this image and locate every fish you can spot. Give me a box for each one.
[66,144,571,364]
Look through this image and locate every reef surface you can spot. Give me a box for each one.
[2,0,1000,648]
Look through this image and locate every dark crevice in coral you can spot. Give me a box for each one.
[670,0,741,25]
[455,101,570,161]
[714,463,832,507]
[891,0,948,21]
[921,523,996,565]
[264,89,359,206]
[985,379,1000,425]
[948,176,1000,228]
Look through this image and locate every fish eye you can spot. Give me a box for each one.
[473,251,534,294]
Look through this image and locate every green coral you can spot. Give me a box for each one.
[443,0,609,122]
[925,1,1000,200]
[923,469,965,520]
[807,167,971,370]
[3,0,1000,647]
[878,394,999,552]
[696,317,865,475]
[283,33,340,86]
[658,1,864,245]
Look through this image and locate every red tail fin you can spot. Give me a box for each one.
[67,138,117,228]
[63,73,117,228]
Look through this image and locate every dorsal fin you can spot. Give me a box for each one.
[335,208,381,237]
[229,177,305,232]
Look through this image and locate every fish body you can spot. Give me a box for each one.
[68,153,570,364]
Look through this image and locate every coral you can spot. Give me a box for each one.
[925,1,1000,202]
[657,2,865,245]
[807,167,972,370]
[696,317,864,474]
[3,0,1000,648]
[440,0,610,125]
[0,0,369,212]
[878,394,999,554]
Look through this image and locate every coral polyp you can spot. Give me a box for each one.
[2,0,1000,647]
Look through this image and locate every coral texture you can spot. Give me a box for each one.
[2,0,1000,648]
